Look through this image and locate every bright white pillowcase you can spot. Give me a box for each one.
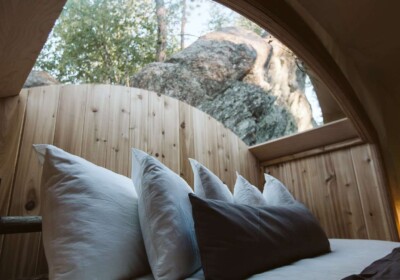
[263,173,296,206]
[132,149,201,280]
[189,158,233,202]
[33,144,150,280]
[233,172,267,206]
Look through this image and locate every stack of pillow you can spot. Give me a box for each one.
[34,145,330,280]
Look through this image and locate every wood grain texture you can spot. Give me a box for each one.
[351,145,398,240]
[265,143,397,241]
[0,91,28,255]
[249,118,360,162]
[106,86,131,176]
[81,85,111,166]
[178,101,195,185]
[129,88,150,173]
[53,84,88,155]
[0,0,66,97]
[0,86,60,279]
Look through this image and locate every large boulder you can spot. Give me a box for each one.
[23,70,59,88]
[131,27,315,145]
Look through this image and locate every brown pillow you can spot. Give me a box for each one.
[189,194,330,280]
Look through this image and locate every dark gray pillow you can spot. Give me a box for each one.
[189,194,330,280]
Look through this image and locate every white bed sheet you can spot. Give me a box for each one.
[136,239,400,280]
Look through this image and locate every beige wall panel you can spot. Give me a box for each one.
[0,86,60,279]
[0,92,28,255]
[161,95,180,174]
[178,101,195,186]
[106,86,131,176]
[265,143,397,241]
[53,85,88,155]
[351,145,398,240]
[129,88,150,173]
[81,85,111,166]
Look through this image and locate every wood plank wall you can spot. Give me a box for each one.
[0,85,261,279]
[265,143,398,241]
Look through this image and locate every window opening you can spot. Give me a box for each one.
[31,0,345,146]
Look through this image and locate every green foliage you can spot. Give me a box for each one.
[35,0,158,85]
[203,0,267,36]
[34,0,269,85]
[235,17,267,37]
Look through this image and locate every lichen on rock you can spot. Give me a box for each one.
[131,27,315,145]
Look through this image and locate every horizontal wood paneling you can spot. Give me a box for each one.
[0,85,260,279]
[265,143,398,241]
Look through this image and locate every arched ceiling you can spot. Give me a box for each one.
[217,0,400,233]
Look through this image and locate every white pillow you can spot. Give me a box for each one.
[189,158,233,202]
[132,149,201,280]
[33,144,150,280]
[263,174,296,206]
[233,172,267,206]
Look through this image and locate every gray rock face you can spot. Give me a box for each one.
[132,38,256,107]
[199,81,296,145]
[131,27,314,145]
[23,70,59,88]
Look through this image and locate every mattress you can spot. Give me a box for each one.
[136,239,400,280]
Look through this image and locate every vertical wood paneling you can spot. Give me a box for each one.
[0,86,60,279]
[0,82,396,278]
[351,144,397,240]
[162,95,180,174]
[81,85,111,166]
[53,84,88,154]
[147,92,163,159]
[129,88,150,173]
[106,86,131,176]
[0,91,28,255]
[329,149,368,238]
[264,143,397,241]
[192,107,209,166]
[178,101,195,186]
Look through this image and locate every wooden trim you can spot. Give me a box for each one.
[216,0,377,143]
[0,0,66,98]
[0,216,42,234]
[261,138,363,166]
[249,118,361,163]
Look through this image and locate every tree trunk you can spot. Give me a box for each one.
[155,0,167,62]
[180,0,187,50]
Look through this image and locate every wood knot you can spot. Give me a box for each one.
[325,174,335,183]
[92,108,98,113]
[25,200,36,211]
[180,122,186,129]
[155,153,159,157]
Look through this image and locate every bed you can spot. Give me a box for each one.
[7,145,398,280]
